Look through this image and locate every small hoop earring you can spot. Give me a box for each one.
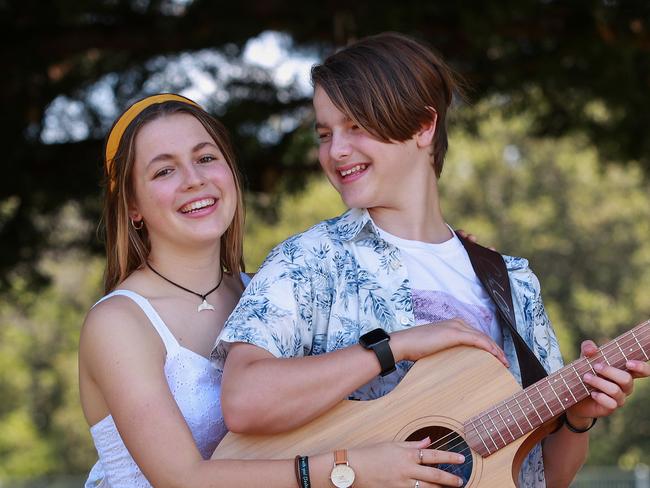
[131,218,144,230]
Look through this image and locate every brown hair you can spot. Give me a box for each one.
[311,32,464,178]
[101,100,245,293]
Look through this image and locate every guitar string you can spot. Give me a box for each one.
[418,326,649,460]
[419,326,649,476]
[424,327,650,464]
[426,326,650,453]
[463,324,650,437]
[427,326,650,458]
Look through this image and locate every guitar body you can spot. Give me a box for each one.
[213,346,552,487]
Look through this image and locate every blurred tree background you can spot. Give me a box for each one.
[1,0,649,484]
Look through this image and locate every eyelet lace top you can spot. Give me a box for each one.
[84,283,244,487]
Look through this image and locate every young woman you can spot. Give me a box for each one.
[215,33,650,488]
[79,94,472,487]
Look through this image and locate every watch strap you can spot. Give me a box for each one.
[334,449,347,465]
[372,338,396,376]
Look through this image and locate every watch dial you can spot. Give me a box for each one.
[360,328,389,346]
[331,464,356,488]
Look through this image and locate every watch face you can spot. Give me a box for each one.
[330,464,356,488]
[359,328,389,347]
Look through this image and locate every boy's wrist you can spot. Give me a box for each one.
[359,328,396,376]
[387,331,405,362]
[564,412,597,432]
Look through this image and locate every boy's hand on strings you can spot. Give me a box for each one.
[567,339,649,426]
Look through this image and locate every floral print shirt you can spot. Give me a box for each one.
[213,207,564,487]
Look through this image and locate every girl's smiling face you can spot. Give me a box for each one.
[130,113,238,252]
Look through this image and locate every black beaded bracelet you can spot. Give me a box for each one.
[294,456,301,487]
[294,455,311,488]
[563,413,597,433]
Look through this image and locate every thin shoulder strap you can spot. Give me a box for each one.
[94,290,180,353]
[456,233,548,388]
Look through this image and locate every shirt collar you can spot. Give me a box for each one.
[330,208,382,242]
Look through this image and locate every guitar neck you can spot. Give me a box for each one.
[464,320,650,457]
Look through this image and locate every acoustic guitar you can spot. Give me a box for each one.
[213,320,649,487]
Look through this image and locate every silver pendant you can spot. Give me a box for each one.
[198,299,215,312]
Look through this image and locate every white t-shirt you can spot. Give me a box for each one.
[374,224,503,347]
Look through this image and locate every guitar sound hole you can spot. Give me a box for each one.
[406,426,472,486]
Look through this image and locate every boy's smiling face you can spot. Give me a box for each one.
[313,86,436,213]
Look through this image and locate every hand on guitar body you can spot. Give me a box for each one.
[391,318,509,368]
[341,438,466,488]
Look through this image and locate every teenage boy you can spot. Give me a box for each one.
[213,33,647,487]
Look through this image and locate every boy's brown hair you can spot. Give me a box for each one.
[311,32,464,178]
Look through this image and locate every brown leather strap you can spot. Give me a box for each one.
[334,449,348,465]
[456,233,548,388]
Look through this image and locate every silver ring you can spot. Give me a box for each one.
[414,481,420,488]
[418,449,424,464]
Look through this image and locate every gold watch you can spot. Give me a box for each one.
[330,449,355,488]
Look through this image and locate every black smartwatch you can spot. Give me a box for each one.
[359,328,396,377]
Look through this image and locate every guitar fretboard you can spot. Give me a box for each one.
[464,320,649,457]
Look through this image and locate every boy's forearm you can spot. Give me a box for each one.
[542,425,589,487]
[221,343,383,434]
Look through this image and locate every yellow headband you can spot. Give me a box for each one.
[104,93,201,181]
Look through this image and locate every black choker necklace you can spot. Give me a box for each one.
[147,262,223,312]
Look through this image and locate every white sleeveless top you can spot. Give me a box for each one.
[85,281,248,488]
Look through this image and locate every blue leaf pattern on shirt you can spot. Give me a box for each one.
[364,291,395,327]
[392,280,413,312]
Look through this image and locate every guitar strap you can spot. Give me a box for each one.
[456,233,548,388]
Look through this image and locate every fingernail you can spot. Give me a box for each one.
[457,478,464,486]
[594,363,604,371]
[457,454,465,462]
[584,373,593,381]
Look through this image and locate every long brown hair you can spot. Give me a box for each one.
[101,99,245,293]
[311,32,465,178]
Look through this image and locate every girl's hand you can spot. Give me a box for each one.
[455,229,495,251]
[391,319,509,368]
[350,437,465,487]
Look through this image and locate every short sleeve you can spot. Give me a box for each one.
[507,256,565,375]
[211,237,320,371]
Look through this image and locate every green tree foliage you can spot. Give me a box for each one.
[442,103,650,353]
[3,0,650,289]
[244,177,345,270]
[0,251,103,480]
